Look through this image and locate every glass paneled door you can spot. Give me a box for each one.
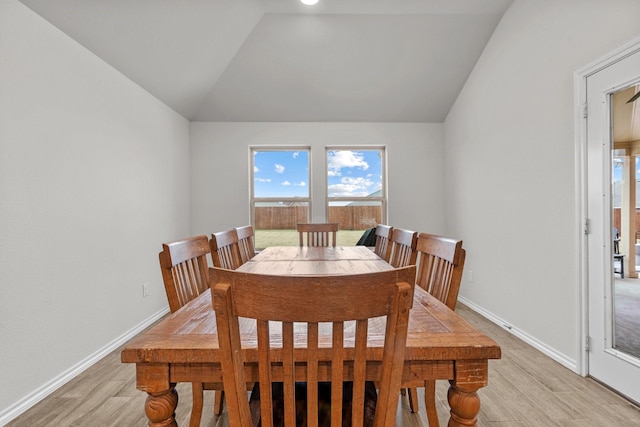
[585,42,640,404]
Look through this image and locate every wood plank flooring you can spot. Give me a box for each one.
[615,278,640,358]
[7,304,640,426]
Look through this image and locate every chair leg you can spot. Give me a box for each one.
[424,380,440,427]
[408,387,419,413]
[190,383,204,427]
[214,389,225,415]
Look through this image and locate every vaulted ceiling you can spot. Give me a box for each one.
[18,0,513,122]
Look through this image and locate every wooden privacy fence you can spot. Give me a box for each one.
[328,205,380,230]
[255,206,381,230]
[255,206,308,229]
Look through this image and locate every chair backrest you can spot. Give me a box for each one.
[210,229,244,270]
[297,222,338,247]
[415,232,466,310]
[235,225,256,263]
[387,228,418,268]
[212,266,415,427]
[374,224,393,261]
[159,235,210,313]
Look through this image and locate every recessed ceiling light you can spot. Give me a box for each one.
[300,0,319,5]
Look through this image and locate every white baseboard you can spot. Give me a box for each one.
[458,297,578,373]
[0,306,170,426]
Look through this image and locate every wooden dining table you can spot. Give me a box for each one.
[121,246,501,426]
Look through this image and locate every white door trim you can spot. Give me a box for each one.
[575,36,640,377]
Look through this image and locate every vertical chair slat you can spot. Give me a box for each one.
[351,318,369,426]
[332,321,344,426]
[282,321,296,427]
[307,322,319,427]
[375,284,413,427]
[257,319,273,427]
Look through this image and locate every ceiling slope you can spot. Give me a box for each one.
[18,0,513,122]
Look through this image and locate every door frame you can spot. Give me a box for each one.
[575,36,640,377]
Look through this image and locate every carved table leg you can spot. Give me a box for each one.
[446,383,480,427]
[145,386,178,427]
[446,359,488,427]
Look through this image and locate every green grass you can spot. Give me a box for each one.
[254,229,367,250]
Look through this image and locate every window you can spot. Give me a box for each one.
[251,147,311,248]
[326,147,386,245]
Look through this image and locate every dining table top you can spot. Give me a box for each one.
[121,245,501,427]
[236,245,392,275]
[122,245,500,365]
[121,286,501,364]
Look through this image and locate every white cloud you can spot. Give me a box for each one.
[293,152,299,159]
[254,166,259,173]
[328,185,370,197]
[282,181,291,186]
[275,164,285,174]
[328,176,374,197]
[255,178,271,182]
[343,176,373,186]
[327,151,369,176]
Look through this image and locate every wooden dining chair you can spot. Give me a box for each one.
[211,266,416,427]
[236,225,256,263]
[158,235,224,425]
[374,224,393,261]
[406,232,466,427]
[387,227,418,268]
[297,222,338,247]
[210,228,244,270]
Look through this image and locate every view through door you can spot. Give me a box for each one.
[585,40,640,404]
[611,85,640,362]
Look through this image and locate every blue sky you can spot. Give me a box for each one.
[253,150,309,198]
[612,157,640,181]
[253,149,382,198]
[327,150,382,197]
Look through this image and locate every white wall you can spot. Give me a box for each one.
[190,122,445,236]
[444,0,640,369]
[0,0,190,419]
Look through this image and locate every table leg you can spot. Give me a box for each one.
[145,386,178,427]
[446,359,488,427]
[446,383,480,427]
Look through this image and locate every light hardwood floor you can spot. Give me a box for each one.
[7,304,640,426]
